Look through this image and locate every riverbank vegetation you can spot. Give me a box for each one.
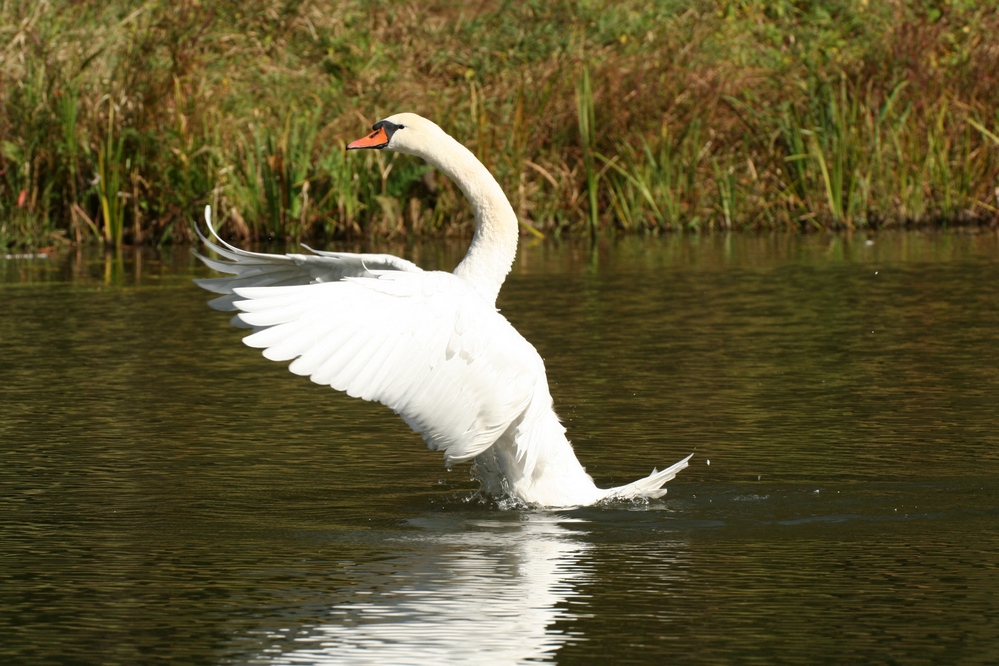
[2,0,998,249]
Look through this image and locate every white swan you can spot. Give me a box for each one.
[195,112,691,507]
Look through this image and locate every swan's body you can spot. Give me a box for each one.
[195,112,691,508]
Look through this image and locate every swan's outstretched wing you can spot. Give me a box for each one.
[196,225,544,466]
[194,207,421,316]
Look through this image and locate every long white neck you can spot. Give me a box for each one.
[413,135,519,305]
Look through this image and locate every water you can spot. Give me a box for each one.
[2,233,998,665]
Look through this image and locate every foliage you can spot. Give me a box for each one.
[1,0,998,248]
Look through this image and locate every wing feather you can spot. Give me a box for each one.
[194,207,546,472]
[231,272,541,465]
[193,208,422,312]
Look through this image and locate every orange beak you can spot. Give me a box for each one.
[347,126,390,150]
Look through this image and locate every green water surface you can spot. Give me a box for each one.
[2,232,997,664]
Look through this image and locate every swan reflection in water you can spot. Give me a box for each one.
[247,513,593,664]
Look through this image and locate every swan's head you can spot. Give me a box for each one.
[346,113,447,160]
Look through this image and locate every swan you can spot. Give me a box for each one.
[194,112,691,508]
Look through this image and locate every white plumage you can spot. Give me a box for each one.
[195,112,691,507]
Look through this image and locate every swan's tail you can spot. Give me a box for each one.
[602,453,694,501]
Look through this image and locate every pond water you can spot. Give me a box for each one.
[2,232,998,665]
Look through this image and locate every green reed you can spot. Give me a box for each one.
[576,66,600,239]
[97,104,125,248]
[599,121,709,231]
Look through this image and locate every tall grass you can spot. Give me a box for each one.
[576,66,600,240]
[1,0,998,250]
[97,103,126,247]
[599,122,710,231]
